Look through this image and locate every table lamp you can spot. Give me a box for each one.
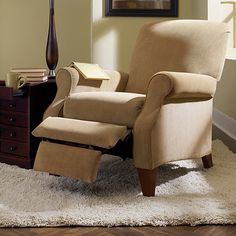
[46,0,58,78]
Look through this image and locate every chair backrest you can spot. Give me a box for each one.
[125,20,228,94]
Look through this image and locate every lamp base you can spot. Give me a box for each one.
[48,69,56,79]
[46,0,58,80]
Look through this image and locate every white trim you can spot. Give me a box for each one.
[226,55,236,60]
[213,108,236,141]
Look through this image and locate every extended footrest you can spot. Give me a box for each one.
[32,117,129,182]
[34,141,101,182]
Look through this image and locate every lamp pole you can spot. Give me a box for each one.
[46,0,58,78]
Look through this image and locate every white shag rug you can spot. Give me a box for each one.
[0,140,236,227]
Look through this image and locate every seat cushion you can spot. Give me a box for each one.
[32,117,128,149]
[63,92,146,128]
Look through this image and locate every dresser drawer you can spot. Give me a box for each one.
[0,86,13,100]
[0,140,28,157]
[0,111,28,127]
[0,98,28,113]
[0,125,28,142]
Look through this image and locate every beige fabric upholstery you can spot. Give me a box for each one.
[73,70,129,93]
[100,70,129,92]
[43,67,79,119]
[133,72,216,169]
[43,68,129,119]
[134,99,213,169]
[126,20,228,94]
[33,20,228,191]
[32,117,128,149]
[161,71,217,99]
[34,141,101,182]
[151,99,212,167]
[63,92,146,128]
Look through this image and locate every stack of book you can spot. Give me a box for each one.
[10,68,48,82]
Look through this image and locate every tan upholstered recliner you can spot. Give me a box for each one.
[32,20,228,196]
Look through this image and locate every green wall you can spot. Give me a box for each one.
[0,0,91,80]
[92,0,192,72]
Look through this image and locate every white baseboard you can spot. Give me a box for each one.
[213,108,236,141]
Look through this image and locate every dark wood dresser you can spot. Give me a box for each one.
[0,80,56,168]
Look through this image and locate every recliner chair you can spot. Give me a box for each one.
[32,20,228,196]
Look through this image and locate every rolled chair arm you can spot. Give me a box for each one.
[162,71,217,100]
[136,71,217,124]
[133,73,172,169]
[133,71,217,169]
[136,73,173,120]
[43,67,79,119]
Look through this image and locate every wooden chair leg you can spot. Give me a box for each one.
[137,168,156,197]
[202,154,213,168]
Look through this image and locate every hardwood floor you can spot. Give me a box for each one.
[0,126,235,236]
[0,225,236,236]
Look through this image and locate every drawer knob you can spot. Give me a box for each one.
[9,104,16,108]
[9,117,16,122]
[9,146,17,151]
[9,132,16,137]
